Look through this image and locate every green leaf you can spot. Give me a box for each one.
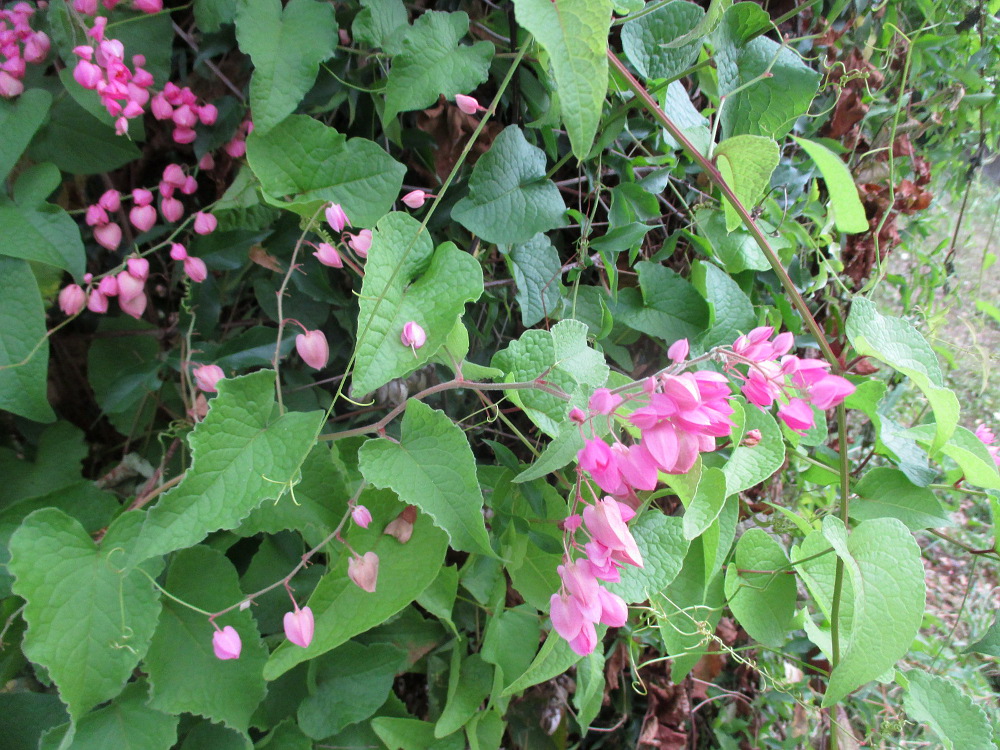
[714,134,779,232]
[722,402,784,495]
[964,617,1000,657]
[8,509,161,720]
[235,0,337,134]
[360,399,493,555]
[452,125,566,244]
[481,606,540,687]
[353,0,409,53]
[372,718,464,750]
[265,488,449,678]
[682,466,728,540]
[130,371,323,565]
[256,719,311,750]
[902,670,994,750]
[40,682,177,750]
[352,212,483,397]
[792,137,868,234]
[384,11,493,120]
[0,89,51,183]
[28,94,141,175]
[513,421,583,483]
[509,233,563,326]
[724,529,796,647]
[574,649,605,730]
[846,298,959,453]
[0,422,86,506]
[694,208,771,273]
[852,467,952,530]
[417,565,459,624]
[195,0,237,32]
[0,182,85,278]
[0,693,67,750]
[821,516,925,707]
[905,424,1000,490]
[513,0,611,159]
[612,261,710,342]
[246,114,406,226]
[502,629,582,696]
[297,642,408,738]
[145,547,267,734]
[607,512,689,603]
[436,653,493,737]
[621,1,704,82]
[691,260,756,348]
[0,257,56,423]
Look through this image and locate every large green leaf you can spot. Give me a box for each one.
[721,401,784,495]
[846,298,959,453]
[501,629,582,696]
[352,0,408,53]
[0,171,85,278]
[359,399,493,556]
[513,0,611,159]
[145,547,267,735]
[621,1,704,82]
[792,136,868,234]
[0,89,51,183]
[452,125,566,244]
[8,510,162,720]
[28,94,141,175]
[611,261,710,343]
[851,467,952,530]
[246,115,406,226]
[265,488,448,678]
[235,0,337,133]
[509,233,563,326]
[821,516,925,706]
[435,653,493,737]
[130,371,323,565]
[0,257,56,423]
[714,134,779,231]
[905,424,1000,490]
[352,212,483,397]
[682,466,728,540]
[724,529,796,647]
[691,260,756,348]
[384,11,493,120]
[902,670,994,750]
[607,512,689,603]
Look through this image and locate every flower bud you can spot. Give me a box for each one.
[667,338,689,364]
[568,407,586,424]
[87,289,108,313]
[169,243,188,261]
[93,222,122,251]
[97,275,119,297]
[132,188,153,206]
[352,505,372,529]
[98,189,121,212]
[193,211,217,235]
[198,153,215,170]
[313,242,343,268]
[183,256,208,283]
[455,94,485,115]
[384,505,417,544]
[198,103,218,125]
[129,204,156,232]
[181,176,198,195]
[117,269,144,301]
[162,163,185,187]
[85,204,109,227]
[295,330,329,370]
[212,625,241,660]
[119,291,147,319]
[126,257,149,280]
[283,605,314,648]
[193,364,225,393]
[742,428,762,447]
[400,321,426,350]
[401,190,429,209]
[348,229,372,258]
[325,202,348,233]
[58,284,86,316]
[160,196,184,223]
[347,551,379,593]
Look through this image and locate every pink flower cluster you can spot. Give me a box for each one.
[550,498,641,655]
[59,257,150,319]
[73,0,164,15]
[150,81,218,144]
[728,327,855,434]
[975,424,1000,468]
[0,3,49,98]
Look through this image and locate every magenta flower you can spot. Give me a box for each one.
[58,284,86,316]
[582,497,643,569]
[212,625,241,660]
[283,604,314,649]
[169,243,188,261]
[777,398,814,434]
[588,388,622,415]
[348,551,379,593]
[296,330,329,370]
[325,203,349,233]
[193,211,217,235]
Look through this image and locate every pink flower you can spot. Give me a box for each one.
[119,291,147,319]
[348,229,372,257]
[133,0,162,13]
[348,551,379,593]
[87,289,108,313]
[296,330,329,369]
[807,374,855,410]
[181,176,198,195]
[132,188,153,206]
[667,338,689,364]
[160,197,184,223]
[583,497,643,569]
[58,284,86,315]
[577,438,625,495]
[325,203,348,233]
[93,222,122,251]
[173,126,197,144]
[283,604,314,648]
[198,103,218,125]
[313,242,343,268]
[568,407,586,424]
[85,205,109,227]
[162,163,185,187]
[588,388,622,415]
[183,256,208,283]
[169,243,188,260]
[352,505,373,529]
[198,153,215,170]
[98,189,121,212]
[97,275,119,297]
[193,211,217,235]
[212,625,241,660]
[150,93,172,120]
[400,321,426,351]
[975,424,996,445]
[401,190,430,209]
[130,204,156,232]
[72,59,102,90]
[777,398,814,434]
[455,94,485,115]
[550,592,596,655]
[193,364,225,393]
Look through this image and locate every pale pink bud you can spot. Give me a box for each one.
[116,270,144,301]
[172,126,197,144]
[347,229,372,257]
[133,0,162,13]
[2,59,26,79]
[742,428,762,447]
[667,338,689,364]
[132,188,153,206]
[98,189,121,212]
[193,211,217,235]
[283,605,314,648]
[97,275,118,296]
[352,505,372,529]
[169,243,188,261]
[87,289,108,313]
[58,284,86,315]
[183,256,208,283]
[171,104,197,129]
[193,364,225,393]
[212,625,241,660]
[85,204,109,226]
[159,182,175,199]
[568,407,586,424]
[455,94,485,115]
[126,257,149,280]
[72,60,102,90]
[181,176,198,195]
[401,190,429,209]
[198,153,215,170]
[224,138,246,158]
[23,32,50,64]
[119,291,147,319]
[150,93,172,120]
[295,330,329,369]
[400,321,426,350]
[325,203,348,233]
[93,222,122,251]
[198,103,218,125]
[72,45,94,61]
[129,204,156,232]
[114,117,129,136]
[162,163,185,187]
[122,100,143,119]
[313,242,342,268]
[347,551,379,593]
[160,197,184,223]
